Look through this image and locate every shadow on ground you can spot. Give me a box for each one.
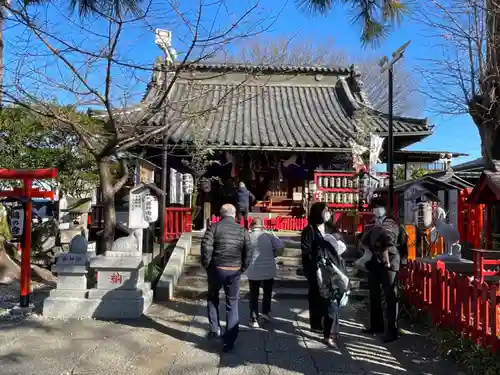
[120,298,465,375]
[0,292,465,375]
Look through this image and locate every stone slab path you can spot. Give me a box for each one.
[0,298,465,375]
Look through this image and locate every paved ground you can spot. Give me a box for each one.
[0,297,465,375]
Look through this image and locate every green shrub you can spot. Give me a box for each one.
[431,327,500,375]
[401,303,500,375]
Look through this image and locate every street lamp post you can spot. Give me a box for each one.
[379,40,411,216]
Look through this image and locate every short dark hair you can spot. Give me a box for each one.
[370,195,387,209]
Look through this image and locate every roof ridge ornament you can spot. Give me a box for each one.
[155,29,177,64]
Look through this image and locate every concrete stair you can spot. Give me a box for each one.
[174,232,368,300]
[173,234,369,301]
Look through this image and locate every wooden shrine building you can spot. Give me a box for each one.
[113,62,464,217]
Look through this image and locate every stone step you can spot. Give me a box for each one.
[190,245,305,259]
[276,256,301,266]
[186,255,364,279]
[175,257,369,301]
[174,281,369,301]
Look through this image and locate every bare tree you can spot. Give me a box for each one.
[3,0,277,252]
[227,37,423,116]
[416,0,500,172]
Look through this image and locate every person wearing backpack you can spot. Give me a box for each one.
[301,202,347,347]
[361,196,401,343]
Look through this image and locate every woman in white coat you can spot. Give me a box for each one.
[246,217,284,327]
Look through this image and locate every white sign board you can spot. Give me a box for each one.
[128,187,148,229]
[183,174,194,194]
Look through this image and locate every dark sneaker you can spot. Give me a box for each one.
[207,329,221,339]
[222,344,234,353]
[249,319,260,328]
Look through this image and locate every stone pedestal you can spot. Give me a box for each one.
[87,249,153,319]
[42,246,91,318]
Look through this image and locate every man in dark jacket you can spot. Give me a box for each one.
[200,203,253,352]
[362,196,400,343]
[235,182,255,229]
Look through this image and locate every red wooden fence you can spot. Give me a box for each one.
[400,260,500,351]
[211,213,373,233]
[164,207,192,242]
[210,215,309,231]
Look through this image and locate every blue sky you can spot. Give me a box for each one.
[242,0,481,164]
[4,0,481,165]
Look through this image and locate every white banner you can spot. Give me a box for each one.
[369,134,384,177]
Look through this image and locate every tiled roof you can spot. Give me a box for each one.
[452,157,484,172]
[115,62,432,150]
[169,62,354,75]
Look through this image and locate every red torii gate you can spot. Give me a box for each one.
[0,168,58,308]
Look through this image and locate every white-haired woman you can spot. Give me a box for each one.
[246,217,284,327]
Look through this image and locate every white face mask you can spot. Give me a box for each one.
[373,207,386,218]
[322,210,331,223]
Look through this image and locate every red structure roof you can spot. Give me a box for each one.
[466,170,500,204]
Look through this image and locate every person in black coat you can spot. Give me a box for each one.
[201,203,253,352]
[234,182,255,229]
[300,202,340,342]
[361,195,401,343]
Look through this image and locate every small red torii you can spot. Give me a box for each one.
[0,168,58,308]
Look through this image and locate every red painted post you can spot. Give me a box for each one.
[21,179,33,307]
[432,261,446,324]
[485,206,493,249]
[479,252,485,283]
[481,283,489,347]
[490,286,499,351]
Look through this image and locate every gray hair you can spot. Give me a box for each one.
[239,181,245,188]
[251,217,263,228]
[220,204,236,218]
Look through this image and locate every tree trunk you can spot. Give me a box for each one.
[98,158,116,254]
[477,121,500,172]
[469,97,500,172]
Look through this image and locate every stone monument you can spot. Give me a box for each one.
[87,229,153,319]
[42,184,159,319]
[42,235,92,318]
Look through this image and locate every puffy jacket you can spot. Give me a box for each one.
[365,217,401,271]
[235,187,255,211]
[246,228,284,280]
[200,217,253,270]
